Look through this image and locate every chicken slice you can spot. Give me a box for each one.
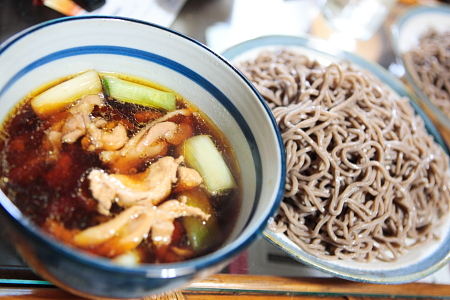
[99,109,192,172]
[89,156,183,215]
[73,199,209,257]
[99,199,209,256]
[61,94,104,143]
[151,198,210,247]
[91,211,154,257]
[85,120,128,151]
[43,130,63,161]
[73,205,148,247]
[173,166,203,193]
[99,121,177,172]
[46,94,128,153]
[147,108,192,126]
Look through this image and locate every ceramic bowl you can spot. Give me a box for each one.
[222,34,450,284]
[391,3,450,146]
[0,17,285,299]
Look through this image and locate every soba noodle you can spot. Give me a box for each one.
[237,49,450,262]
[403,29,450,118]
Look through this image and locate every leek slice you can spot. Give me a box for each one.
[102,77,176,111]
[181,188,221,253]
[183,135,236,194]
[31,70,102,117]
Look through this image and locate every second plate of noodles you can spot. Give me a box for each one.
[391,4,450,147]
[222,35,450,284]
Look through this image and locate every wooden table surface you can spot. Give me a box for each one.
[1,274,449,299]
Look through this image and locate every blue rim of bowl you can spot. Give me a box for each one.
[222,34,450,284]
[0,16,286,278]
[390,4,450,135]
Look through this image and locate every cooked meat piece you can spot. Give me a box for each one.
[99,121,178,172]
[99,109,193,172]
[85,120,128,151]
[173,166,203,193]
[61,94,103,143]
[46,94,128,153]
[72,94,103,114]
[94,211,154,257]
[73,198,209,256]
[44,130,63,161]
[73,205,148,247]
[89,156,183,215]
[150,198,210,248]
[153,108,192,124]
[61,113,86,144]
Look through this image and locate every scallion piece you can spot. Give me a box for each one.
[31,70,102,117]
[102,77,176,111]
[181,188,221,253]
[183,135,236,195]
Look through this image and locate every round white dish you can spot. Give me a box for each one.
[222,34,450,284]
[390,3,450,145]
[391,3,450,55]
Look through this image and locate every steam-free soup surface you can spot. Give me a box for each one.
[0,70,241,264]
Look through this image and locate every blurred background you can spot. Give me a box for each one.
[0,0,407,66]
[3,0,445,69]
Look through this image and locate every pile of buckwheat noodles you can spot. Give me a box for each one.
[237,49,450,262]
[403,28,450,118]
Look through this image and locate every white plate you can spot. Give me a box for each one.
[222,34,450,284]
[391,3,450,55]
[391,3,450,132]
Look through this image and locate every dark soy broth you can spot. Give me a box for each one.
[0,71,242,264]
